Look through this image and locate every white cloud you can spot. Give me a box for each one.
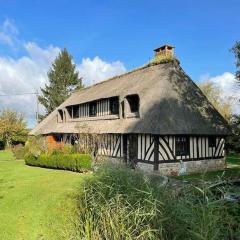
[0,44,61,127]
[0,19,18,46]
[2,19,18,35]
[0,18,127,128]
[199,72,240,114]
[0,49,126,128]
[0,32,13,46]
[77,56,126,86]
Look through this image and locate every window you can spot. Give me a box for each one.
[55,134,63,142]
[89,101,97,117]
[109,97,119,115]
[58,110,63,122]
[121,101,125,118]
[66,106,72,118]
[126,94,139,113]
[72,105,79,118]
[175,136,189,156]
[208,136,216,148]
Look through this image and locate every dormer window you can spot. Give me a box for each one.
[66,106,72,118]
[126,94,139,113]
[58,109,64,122]
[72,105,79,118]
[89,101,97,117]
[109,97,119,115]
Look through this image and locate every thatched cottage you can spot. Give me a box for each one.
[30,45,231,175]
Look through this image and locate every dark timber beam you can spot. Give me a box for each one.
[153,135,159,170]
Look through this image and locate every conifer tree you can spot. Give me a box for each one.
[38,48,83,118]
[231,41,240,82]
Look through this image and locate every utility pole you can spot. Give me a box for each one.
[0,91,41,125]
[35,90,40,124]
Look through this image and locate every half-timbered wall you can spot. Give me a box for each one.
[97,134,225,162]
[98,134,122,157]
[136,135,225,164]
[71,133,123,158]
[63,133,225,163]
[137,134,154,162]
[157,136,224,163]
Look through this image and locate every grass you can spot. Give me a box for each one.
[174,154,240,181]
[0,150,86,240]
[0,149,15,161]
[75,164,240,240]
[1,149,239,239]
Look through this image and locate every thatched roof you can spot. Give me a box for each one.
[30,61,231,136]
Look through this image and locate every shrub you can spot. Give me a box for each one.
[25,153,92,172]
[12,144,26,159]
[74,164,240,240]
[24,136,48,157]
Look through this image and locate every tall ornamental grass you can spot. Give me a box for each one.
[74,164,240,240]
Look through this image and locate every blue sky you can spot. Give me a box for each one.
[0,0,239,126]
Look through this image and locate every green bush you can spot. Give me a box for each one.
[12,144,26,159]
[25,153,92,172]
[24,136,48,157]
[74,164,240,240]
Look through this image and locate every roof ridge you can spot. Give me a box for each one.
[73,64,148,93]
[73,61,176,94]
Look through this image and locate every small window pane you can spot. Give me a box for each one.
[109,97,119,115]
[175,136,189,156]
[89,102,97,117]
[58,110,63,122]
[66,106,72,118]
[126,94,139,113]
[72,105,79,118]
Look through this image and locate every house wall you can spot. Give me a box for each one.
[137,158,225,176]
[46,135,57,148]
[62,133,225,175]
[137,135,225,164]
[98,134,123,157]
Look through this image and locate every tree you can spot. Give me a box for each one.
[227,42,240,153]
[199,81,233,122]
[38,48,83,118]
[226,114,240,153]
[0,109,28,148]
[231,41,240,82]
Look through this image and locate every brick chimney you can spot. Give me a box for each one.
[154,45,174,58]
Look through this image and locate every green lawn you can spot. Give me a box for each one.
[1,150,239,239]
[0,150,85,240]
[0,149,15,161]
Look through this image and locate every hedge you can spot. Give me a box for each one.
[25,153,92,172]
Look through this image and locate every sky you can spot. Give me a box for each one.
[0,0,239,127]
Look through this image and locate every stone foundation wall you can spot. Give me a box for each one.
[137,158,225,176]
[99,156,225,176]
